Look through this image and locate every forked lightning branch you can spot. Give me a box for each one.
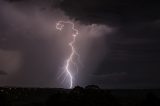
[56,21,80,88]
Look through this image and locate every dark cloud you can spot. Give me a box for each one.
[59,0,160,26]
[90,21,160,88]
[0,70,7,75]
[58,0,160,88]
[0,0,160,88]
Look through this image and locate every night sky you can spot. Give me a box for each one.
[0,0,160,88]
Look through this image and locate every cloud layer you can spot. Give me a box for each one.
[0,0,113,88]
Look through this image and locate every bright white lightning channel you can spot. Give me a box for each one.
[56,21,80,88]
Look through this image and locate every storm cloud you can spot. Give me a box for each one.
[0,0,113,88]
[58,0,160,88]
[0,0,160,88]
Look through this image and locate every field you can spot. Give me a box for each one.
[0,86,160,106]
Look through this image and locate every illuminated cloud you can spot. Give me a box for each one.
[0,0,113,88]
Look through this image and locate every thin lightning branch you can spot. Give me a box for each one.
[56,21,80,88]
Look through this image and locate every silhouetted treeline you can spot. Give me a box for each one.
[46,86,120,106]
[0,85,160,106]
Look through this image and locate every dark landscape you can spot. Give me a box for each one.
[0,86,160,106]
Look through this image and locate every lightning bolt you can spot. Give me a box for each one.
[56,21,80,88]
